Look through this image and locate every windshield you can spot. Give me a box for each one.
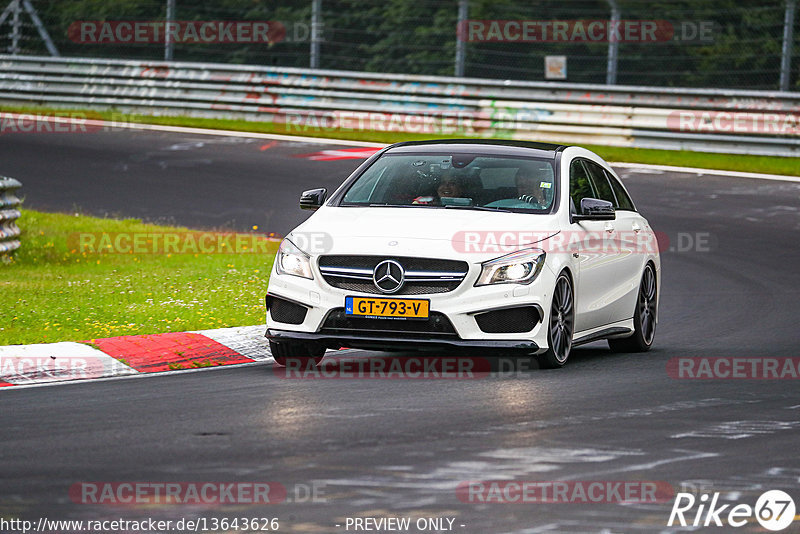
[340,153,557,212]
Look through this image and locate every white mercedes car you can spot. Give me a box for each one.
[265,140,660,368]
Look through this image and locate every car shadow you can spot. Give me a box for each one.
[282,343,639,378]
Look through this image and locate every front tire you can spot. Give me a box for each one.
[608,263,657,353]
[269,340,326,367]
[538,273,574,369]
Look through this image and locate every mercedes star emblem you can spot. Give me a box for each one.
[373,259,405,294]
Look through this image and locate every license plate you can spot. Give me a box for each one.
[345,296,429,319]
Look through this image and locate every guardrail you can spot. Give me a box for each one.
[0,176,22,258]
[0,55,798,157]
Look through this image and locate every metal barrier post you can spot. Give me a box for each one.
[0,176,22,259]
[606,0,620,85]
[310,0,322,69]
[780,0,796,91]
[454,0,468,77]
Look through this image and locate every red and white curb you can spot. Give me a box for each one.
[0,325,273,388]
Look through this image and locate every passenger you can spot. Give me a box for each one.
[437,173,465,199]
[413,169,466,205]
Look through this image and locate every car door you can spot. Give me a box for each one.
[567,158,627,332]
[583,160,644,325]
[602,166,651,323]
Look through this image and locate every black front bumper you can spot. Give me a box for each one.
[266,329,539,353]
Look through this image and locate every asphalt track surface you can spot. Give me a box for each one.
[1,129,800,533]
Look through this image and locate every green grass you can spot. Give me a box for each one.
[3,104,799,177]
[581,145,800,177]
[0,209,278,345]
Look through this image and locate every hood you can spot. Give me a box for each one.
[288,206,560,261]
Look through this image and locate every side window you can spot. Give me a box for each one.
[583,160,617,205]
[569,159,594,212]
[605,170,636,211]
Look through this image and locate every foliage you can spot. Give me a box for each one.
[5,0,797,89]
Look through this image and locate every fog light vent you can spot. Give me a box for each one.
[267,295,308,325]
[475,306,540,333]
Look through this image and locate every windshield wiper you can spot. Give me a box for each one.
[443,204,512,213]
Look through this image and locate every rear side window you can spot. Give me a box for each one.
[583,160,617,205]
[569,160,594,212]
[605,171,636,211]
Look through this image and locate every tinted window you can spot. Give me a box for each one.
[569,159,594,212]
[606,170,636,211]
[583,160,617,205]
[340,154,556,212]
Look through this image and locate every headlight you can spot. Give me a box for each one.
[275,238,313,279]
[475,248,546,286]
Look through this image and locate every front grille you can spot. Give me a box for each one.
[318,255,468,295]
[320,256,467,272]
[320,308,458,338]
[267,295,308,325]
[325,280,459,295]
[474,306,541,334]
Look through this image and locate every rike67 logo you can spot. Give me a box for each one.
[668,490,795,531]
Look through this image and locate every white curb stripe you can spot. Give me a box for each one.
[191,325,272,362]
[192,324,351,361]
[1,360,263,391]
[0,342,138,385]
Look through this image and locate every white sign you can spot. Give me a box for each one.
[545,55,567,80]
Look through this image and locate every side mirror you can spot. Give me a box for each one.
[573,198,615,221]
[299,188,327,211]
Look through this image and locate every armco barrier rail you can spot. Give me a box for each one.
[0,176,22,257]
[0,55,799,157]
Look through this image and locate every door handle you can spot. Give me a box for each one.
[604,222,614,233]
[632,222,641,233]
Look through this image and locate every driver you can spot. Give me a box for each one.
[515,168,547,206]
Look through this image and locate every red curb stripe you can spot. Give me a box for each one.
[88,332,254,373]
[293,147,382,161]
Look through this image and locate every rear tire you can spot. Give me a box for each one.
[608,263,657,353]
[538,273,574,369]
[269,340,326,367]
